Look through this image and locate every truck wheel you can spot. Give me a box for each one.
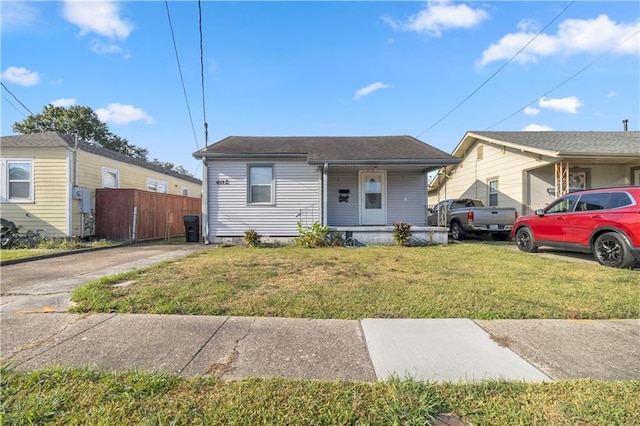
[515,227,537,253]
[593,232,636,268]
[450,222,465,241]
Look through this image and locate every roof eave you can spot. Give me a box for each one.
[308,159,461,165]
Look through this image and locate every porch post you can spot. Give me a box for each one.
[322,163,328,226]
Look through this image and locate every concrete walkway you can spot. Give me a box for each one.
[1,244,639,383]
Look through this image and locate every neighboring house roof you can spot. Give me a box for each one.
[458,131,640,158]
[1,131,201,184]
[193,135,460,166]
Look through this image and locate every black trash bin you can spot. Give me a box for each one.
[183,215,200,243]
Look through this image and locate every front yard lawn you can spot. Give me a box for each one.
[71,244,639,319]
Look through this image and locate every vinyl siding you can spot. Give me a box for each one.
[73,151,202,237]
[432,142,553,209]
[327,171,359,226]
[387,171,428,225]
[1,146,69,236]
[207,159,320,237]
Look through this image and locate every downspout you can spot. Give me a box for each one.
[201,159,210,244]
[66,149,74,237]
[322,163,328,226]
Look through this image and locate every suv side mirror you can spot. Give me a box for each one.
[535,208,545,216]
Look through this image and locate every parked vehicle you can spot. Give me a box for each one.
[427,198,518,241]
[512,186,640,268]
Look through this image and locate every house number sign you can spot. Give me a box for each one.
[216,179,230,185]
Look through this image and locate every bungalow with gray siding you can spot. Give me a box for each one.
[193,136,460,244]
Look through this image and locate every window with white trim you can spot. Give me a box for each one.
[102,167,119,188]
[146,178,168,193]
[488,178,498,207]
[247,164,274,204]
[181,186,189,196]
[1,159,34,202]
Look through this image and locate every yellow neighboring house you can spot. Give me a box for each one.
[0,131,202,238]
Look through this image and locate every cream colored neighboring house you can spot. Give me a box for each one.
[0,131,202,238]
[428,131,640,215]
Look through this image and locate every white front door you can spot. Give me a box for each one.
[360,170,386,225]
[634,169,640,185]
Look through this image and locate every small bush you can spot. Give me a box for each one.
[243,229,261,248]
[294,222,329,248]
[393,222,412,246]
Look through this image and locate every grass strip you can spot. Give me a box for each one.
[2,366,638,425]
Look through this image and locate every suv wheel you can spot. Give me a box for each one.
[593,232,636,268]
[515,227,537,253]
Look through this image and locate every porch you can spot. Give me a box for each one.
[329,225,449,246]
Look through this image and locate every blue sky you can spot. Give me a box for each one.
[2,1,639,175]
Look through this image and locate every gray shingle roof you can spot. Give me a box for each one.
[193,135,460,165]
[1,131,202,184]
[468,131,640,156]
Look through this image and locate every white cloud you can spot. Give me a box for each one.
[354,82,391,100]
[606,91,618,98]
[0,1,40,29]
[539,96,583,114]
[524,106,539,116]
[479,14,640,66]
[523,124,553,131]
[95,103,154,125]
[384,1,488,37]
[51,98,77,107]
[91,40,131,59]
[63,0,133,40]
[1,66,40,86]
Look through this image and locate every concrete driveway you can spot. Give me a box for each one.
[0,243,210,314]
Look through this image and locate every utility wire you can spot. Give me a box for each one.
[484,27,640,130]
[165,0,200,150]
[1,92,28,119]
[1,82,34,116]
[415,1,574,139]
[198,0,209,147]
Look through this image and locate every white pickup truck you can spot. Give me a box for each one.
[427,198,517,241]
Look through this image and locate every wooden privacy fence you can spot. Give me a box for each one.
[95,189,201,241]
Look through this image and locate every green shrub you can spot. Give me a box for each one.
[243,229,261,248]
[393,222,412,246]
[294,222,329,248]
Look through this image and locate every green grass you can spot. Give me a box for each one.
[2,366,638,425]
[0,249,52,261]
[0,239,117,262]
[71,245,640,319]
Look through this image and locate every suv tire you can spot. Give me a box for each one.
[593,232,637,269]
[515,227,538,253]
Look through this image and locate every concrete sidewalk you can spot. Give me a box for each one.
[2,313,638,382]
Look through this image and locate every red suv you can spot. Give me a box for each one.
[512,186,640,268]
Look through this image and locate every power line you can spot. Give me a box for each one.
[485,27,640,131]
[415,1,574,139]
[164,0,200,150]
[1,92,28,119]
[1,82,34,116]
[198,0,209,147]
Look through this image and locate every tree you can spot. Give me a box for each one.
[13,104,148,160]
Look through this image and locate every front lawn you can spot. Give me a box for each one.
[3,367,639,425]
[71,244,639,319]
